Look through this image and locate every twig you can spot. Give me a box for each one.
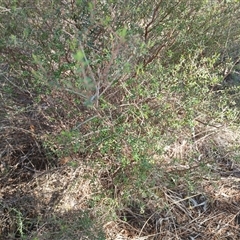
[73,115,98,130]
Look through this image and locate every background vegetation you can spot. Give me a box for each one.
[1,0,240,239]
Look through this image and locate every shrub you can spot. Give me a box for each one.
[1,0,240,238]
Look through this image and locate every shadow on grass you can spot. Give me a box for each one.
[0,194,105,240]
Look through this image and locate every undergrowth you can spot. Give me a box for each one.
[1,0,240,239]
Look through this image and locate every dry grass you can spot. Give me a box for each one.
[1,79,240,239]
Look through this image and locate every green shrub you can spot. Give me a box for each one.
[1,0,240,237]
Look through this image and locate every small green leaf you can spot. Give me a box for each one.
[74,50,84,61]
[117,26,128,39]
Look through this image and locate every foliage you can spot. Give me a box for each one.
[1,0,240,238]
